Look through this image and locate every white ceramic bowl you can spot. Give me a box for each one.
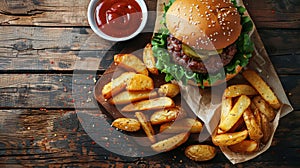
[87,0,148,41]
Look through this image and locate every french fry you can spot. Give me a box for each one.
[252,96,276,121]
[114,54,149,76]
[150,106,186,125]
[212,130,248,146]
[151,132,189,152]
[228,116,246,132]
[260,113,272,144]
[159,118,203,134]
[243,108,263,141]
[242,70,281,109]
[185,145,216,161]
[223,84,258,98]
[143,43,159,75]
[102,72,136,99]
[253,106,262,129]
[126,74,154,91]
[111,118,140,132]
[158,83,180,98]
[121,97,175,112]
[109,90,157,105]
[228,140,259,153]
[219,97,232,128]
[135,112,156,143]
[218,95,251,132]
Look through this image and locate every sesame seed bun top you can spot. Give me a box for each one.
[166,0,242,50]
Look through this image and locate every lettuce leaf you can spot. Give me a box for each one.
[152,0,254,87]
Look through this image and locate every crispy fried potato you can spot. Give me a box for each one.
[143,43,159,75]
[185,145,216,161]
[150,106,186,125]
[243,109,263,141]
[102,72,136,99]
[158,83,180,98]
[228,140,259,153]
[135,112,156,143]
[109,90,158,105]
[126,74,154,91]
[151,132,189,152]
[121,97,175,112]
[223,84,258,98]
[228,116,246,133]
[114,54,148,76]
[159,118,203,134]
[111,118,140,132]
[219,97,232,128]
[212,130,248,146]
[253,106,262,129]
[242,70,281,109]
[252,96,276,121]
[260,113,272,144]
[218,95,251,132]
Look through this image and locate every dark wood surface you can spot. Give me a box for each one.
[0,0,299,167]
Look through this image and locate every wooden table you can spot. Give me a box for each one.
[0,0,299,167]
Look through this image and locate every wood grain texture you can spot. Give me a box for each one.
[0,0,299,29]
[0,109,299,167]
[0,26,299,72]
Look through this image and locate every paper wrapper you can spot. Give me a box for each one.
[154,0,293,164]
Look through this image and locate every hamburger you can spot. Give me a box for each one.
[151,0,254,87]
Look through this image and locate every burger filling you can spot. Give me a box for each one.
[167,34,237,74]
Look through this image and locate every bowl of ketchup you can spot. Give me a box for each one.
[88,0,148,41]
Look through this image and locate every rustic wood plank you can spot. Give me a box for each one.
[0,74,299,110]
[0,26,153,71]
[0,26,299,72]
[0,109,299,167]
[244,0,300,29]
[0,0,157,28]
[0,0,299,29]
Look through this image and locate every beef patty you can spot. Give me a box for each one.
[167,35,237,74]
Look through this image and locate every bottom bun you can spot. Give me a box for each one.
[188,65,243,87]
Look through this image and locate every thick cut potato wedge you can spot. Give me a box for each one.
[260,113,272,144]
[109,90,158,105]
[212,129,248,146]
[185,144,216,161]
[102,72,136,99]
[229,140,259,153]
[218,95,251,132]
[121,97,175,112]
[150,106,186,125]
[114,54,148,76]
[243,109,263,141]
[252,96,276,121]
[242,70,281,109]
[126,74,154,91]
[159,118,203,134]
[135,112,156,143]
[143,43,158,75]
[158,83,180,98]
[151,132,189,152]
[111,118,140,132]
[223,84,258,98]
[219,97,232,127]
[253,106,262,129]
[228,116,246,133]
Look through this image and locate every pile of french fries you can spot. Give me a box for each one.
[101,44,216,161]
[212,69,281,153]
[100,43,282,161]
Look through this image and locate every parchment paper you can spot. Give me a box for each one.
[155,0,293,164]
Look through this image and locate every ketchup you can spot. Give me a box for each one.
[95,0,143,38]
